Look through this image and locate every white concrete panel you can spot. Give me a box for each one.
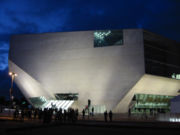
[8,60,52,99]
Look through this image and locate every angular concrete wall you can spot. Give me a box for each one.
[114,74,180,113]
[9,29,145,111]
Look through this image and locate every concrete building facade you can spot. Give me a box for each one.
[9,29,180,113]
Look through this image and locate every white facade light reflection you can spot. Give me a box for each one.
[169,118,180,122]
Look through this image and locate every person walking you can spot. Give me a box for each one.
[104,110,108,122]
[21,109,24,121]
[82,109,85,120]
[128,108,131,118]
[109,110,113,122]
[92,107,94,116]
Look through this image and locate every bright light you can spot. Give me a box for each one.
[43,100,74,110]
[9,72,18,77]
[169,118,180,122]
[9,72,12,76]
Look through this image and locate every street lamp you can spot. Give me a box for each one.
[9,72,18,101]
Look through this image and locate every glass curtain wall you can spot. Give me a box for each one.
[130,94,174,114]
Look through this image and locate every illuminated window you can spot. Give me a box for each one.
[130,94,174,114]
[94,30,123,47]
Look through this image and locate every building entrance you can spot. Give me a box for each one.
[29,93,78,110]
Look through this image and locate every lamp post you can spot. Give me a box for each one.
[9,72,18,102]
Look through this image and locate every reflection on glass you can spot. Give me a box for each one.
[55,93,78,100]
[29,96,47,108]
[94,30,123,47]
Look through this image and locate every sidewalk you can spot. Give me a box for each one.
[1,115,180,130]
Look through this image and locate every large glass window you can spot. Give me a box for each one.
[130,94,174,114]
[94,30,123,47]
[55,93,78,100]
[29,96,47,108]
[171,73,180,80]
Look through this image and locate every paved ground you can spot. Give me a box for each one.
[0,117,180,135]
[4,124,180,135]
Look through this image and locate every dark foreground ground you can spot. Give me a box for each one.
[1,119,180,135]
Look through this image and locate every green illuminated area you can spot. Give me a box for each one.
[29,96,47,108]
[94,30,123,47]
[171,73,180,80]
[130,94,174,114]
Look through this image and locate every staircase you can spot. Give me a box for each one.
[42,100,74,110]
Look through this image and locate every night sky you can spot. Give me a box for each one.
[0,0,180,99]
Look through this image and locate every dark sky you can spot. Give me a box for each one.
[0,0,180,99]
